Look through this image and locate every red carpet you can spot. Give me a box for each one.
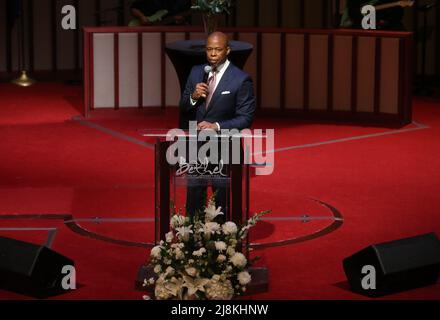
[1,83,440,300]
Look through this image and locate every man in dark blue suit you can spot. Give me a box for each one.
[180,32,256,131]
[179,32,256,220]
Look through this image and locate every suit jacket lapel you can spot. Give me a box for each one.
[203,65,233,118]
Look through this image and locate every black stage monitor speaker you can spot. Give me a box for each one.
[343,233,440,297]
[0,236,74,298]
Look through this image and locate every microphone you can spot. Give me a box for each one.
[203,65,212,84]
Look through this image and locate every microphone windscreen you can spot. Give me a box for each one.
[203,65,212,83]
[204,65,212,74]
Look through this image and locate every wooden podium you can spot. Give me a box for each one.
[135,130,268,296]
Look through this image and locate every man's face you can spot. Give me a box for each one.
[205,36,230,68]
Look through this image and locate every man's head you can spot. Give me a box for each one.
[205,32,231,68]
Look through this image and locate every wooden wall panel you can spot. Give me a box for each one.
[305,0,324,28]
[225,32,235,41]
[123,0,133,26]
[100,0,120,26]
[118,33,138,107]
[333,36,352,111]
[261,33,281,109]
[437,5,440,76]
[83,28,412,126]
[238,33,258,100]
[0,0,7,72]
[142,33,161,106]
[165,33,185,106]
[93,33,114,108]
[1,0,438,79]
[7,0,32,71]
[236,0,255,27]
[380,38,399,114]
[357,37,376,113]
[10,18,19,71]
[259,0,278,27]
[22,0,32,71]
[309,35,328,110]
[415,0,437,75]
[79,0,98,27]
[426,5,436,76]
[189,32,206,40]
[282,0,301,28]
[79,0,100,69]
[285,34,304,109]
[33,0,53,71]
[403,8,414,31]
[57,0,75,70]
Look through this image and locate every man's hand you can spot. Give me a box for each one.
[197,122,218,131]
[191,83,209,101]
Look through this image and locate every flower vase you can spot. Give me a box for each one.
[202,13,221,35]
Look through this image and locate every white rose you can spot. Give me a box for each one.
[222,222,238,235]
[217,254,227,263]
[154,277,182,300]
[205,278,234,300]
[154,282,172,300]
[192,247,206,257]
[165,231,174,243]
[174,248,185,260]
[237,271,252,285]
[165,266,175,276]
[215,241,227,252]
[185,267,197,277]
[226,246,236,257]
[151,246,162,259]
[154,264,162,274]
[230,252,247,268]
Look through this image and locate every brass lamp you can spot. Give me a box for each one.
[12,70,35,87]
[11,4,35,87]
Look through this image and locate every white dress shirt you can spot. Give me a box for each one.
[190,60,231,131]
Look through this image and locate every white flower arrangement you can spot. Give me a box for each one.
[144,196,269,300]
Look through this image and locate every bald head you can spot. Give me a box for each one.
[205,32,231,68]
[207,32,229,47]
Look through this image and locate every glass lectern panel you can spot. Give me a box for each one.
[139,129,249,245]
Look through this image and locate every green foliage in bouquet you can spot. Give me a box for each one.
[191,0,233,15]
[143,196,270,300]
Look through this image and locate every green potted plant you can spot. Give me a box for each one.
[191,0,233,34]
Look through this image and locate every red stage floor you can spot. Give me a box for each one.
[1,83,440,300]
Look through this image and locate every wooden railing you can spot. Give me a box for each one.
[83,26,413,126]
